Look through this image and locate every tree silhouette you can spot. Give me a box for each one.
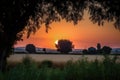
[25,44,36,53]
[0,0,39,72]
[97,43,102,53]
[0,0,120,71]
[88,47,97,54]
[55,39,74,53]
[43,48,47,54]
[102,46,112,54]
[97,43,101,50]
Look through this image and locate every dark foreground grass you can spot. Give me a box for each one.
[0,55,120,80]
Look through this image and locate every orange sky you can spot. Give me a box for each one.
[15,13,120,49]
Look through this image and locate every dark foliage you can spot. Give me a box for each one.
[88,47,97,54]
[1,56,120,80]
[43,48,46,53]
[0,0,39,71]
[25,44,36,53]
[40,60,53,68]
[102,46,112,54]
[97,43,102,53]
[97,43,101,50]
[55,39,74,53]
[82,43,112,54]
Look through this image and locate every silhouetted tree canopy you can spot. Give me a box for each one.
[102,46,112,54]
[0,0,120,72]
[88,47,97,54]
[55,39,74,53]
[43,48,47,53]
[83,45,112,54]
[96,43,102,53]
[25,44,36,53]
[97,43,101,50]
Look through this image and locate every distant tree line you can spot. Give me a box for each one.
[25,42,112,54]
[24,39,75,54]
[82,43,112,54]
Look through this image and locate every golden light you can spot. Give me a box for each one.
[15,17,120,49]
[55,40,58,45]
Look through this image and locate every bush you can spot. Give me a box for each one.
[88,47,97,54]
[25,44,36,53]
[102,46,112,54]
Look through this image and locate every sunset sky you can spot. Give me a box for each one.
[15,12,120,49]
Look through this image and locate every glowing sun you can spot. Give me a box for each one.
[55,40,58,45]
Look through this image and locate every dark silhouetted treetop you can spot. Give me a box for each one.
[55,39,74,53]
[88,0,120,29]
[34,0,120,31]
[97,43,101,50]
[25,44,36,53]
[102,46,112,54]
[88,47,97,54]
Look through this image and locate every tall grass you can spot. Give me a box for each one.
[63,56,120,80]
[0,55,120,80]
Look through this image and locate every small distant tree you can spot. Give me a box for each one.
[97,43,101,50]
[25,44,36,53]
[43,48,46,53]
[55,39,74,53]
[102,46,112,54]
[97,43,102,54]
[88,47,97,54]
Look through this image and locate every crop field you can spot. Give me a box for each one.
[7,54,120,63]
[0,54,119,80]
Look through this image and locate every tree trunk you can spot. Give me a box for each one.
[0,32,12,72]
[0,48,7,72]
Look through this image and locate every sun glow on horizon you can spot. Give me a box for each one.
[15,12,120,49]
[55,40,58,45]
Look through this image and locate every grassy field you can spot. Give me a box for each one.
[7,54,120,64]
[0,54,120,80]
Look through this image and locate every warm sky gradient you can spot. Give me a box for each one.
[15,12,120,49]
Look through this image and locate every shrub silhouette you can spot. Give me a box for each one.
[82,43,112,54]
[88,47,97,54]
[25,44,36,53]
[102,46,112,54]
[55,39,74,53]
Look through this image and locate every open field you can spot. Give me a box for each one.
[7,54,120,63]
[2,54,120,80]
